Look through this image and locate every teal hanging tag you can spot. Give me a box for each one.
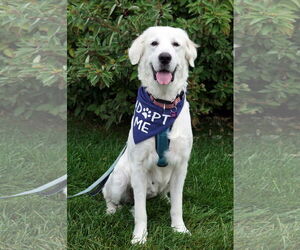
[155,128,170,167]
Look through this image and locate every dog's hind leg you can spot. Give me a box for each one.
[105,200,120,215]
[102,164,129,215]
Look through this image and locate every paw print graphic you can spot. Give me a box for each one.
[142,108,152,119]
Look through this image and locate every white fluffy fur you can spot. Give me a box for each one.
[103,26,197,244]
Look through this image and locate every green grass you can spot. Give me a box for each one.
[68,120,233,249]
[0,117,66,249]
[234,134,300,249]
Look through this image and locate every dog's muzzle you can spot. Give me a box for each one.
[151,64,177,85]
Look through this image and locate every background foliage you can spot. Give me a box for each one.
[2,1,299,124]
[68,0,233,127]
[235,0,300,118]
[0,0,66,120]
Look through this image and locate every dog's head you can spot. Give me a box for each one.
[128,26,198,97]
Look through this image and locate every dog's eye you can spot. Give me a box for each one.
[151,41,159,46]
[172,42,180,47]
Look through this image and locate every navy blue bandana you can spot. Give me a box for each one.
[132,87,185,144]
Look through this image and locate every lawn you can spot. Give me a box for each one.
[0,117,66,249]
[234,133,300,249]
[68,119,233,249]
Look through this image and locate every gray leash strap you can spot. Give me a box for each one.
[39,179,67,196]
[0,174,67,199]
[68,145,126,198]
[0,145,127,200]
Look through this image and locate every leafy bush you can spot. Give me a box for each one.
[67,0,233,127]
[235,0,300,117]
[0,0,66,119]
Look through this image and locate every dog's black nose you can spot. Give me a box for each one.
[159,52,172,65]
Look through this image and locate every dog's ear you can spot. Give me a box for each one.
[185,38,198,67]
[128,33,145,65]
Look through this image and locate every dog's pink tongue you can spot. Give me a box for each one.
[156,72,172,85]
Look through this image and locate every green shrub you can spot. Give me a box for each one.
[235,0,300,116]
[0,0,66,119]
[67,0,233,127]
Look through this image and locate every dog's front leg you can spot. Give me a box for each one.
[131,167,148,244]
[170,162,190,234]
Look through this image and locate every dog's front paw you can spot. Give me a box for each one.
[172,225,191,235]
[131,230,148,245]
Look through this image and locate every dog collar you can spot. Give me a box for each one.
[149,91,185,109]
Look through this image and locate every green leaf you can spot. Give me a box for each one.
[14,106,25,116]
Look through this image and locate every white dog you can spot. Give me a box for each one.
[102,26,197,244]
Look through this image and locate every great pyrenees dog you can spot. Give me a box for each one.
[103,26,197,244]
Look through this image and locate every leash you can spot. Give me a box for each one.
[0,174,67,199]
[68,144,127,198]
[0,145,126,200]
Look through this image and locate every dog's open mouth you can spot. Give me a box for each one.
[151,64,177,85]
